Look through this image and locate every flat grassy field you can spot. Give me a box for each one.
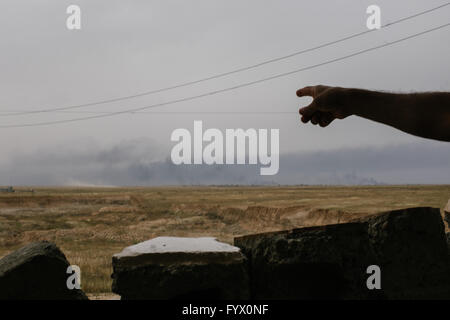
[0,185,449,295]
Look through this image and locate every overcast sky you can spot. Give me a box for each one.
[0,0,449,185]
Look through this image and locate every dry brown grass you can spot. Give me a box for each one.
[0,185,449,294]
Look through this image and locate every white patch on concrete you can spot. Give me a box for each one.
[115,237,239,258]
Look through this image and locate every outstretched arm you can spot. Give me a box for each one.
[297,85,450,142]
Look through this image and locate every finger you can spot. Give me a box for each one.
[319,113,334,127]
[296,86,316,98]
[319,117,331,127]
[311,113,320,125]
[299,99,317,115]
[301,115,309,123]
[299,104,316,121]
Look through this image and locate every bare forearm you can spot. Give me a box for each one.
[346,89,450,141]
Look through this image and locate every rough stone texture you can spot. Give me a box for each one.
[235,207,450,300]
[360,207,450,299]
[112,237,250,300]
[234,223,378,300]
[447,233,450,256]
[0,241,88,300]
[444,199,450,227]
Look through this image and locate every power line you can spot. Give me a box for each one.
[1,2,449,117]
[0,110,296,114]
[1,22,448,129]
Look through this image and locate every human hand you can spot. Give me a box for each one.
[297,85,353,127]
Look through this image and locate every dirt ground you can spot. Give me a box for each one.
[1,185,449,297]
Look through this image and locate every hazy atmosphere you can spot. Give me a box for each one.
[0,0,449,185]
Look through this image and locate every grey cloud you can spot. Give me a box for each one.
[1,139,448,186]
[0,0,448,184]
[0,0,449,159]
